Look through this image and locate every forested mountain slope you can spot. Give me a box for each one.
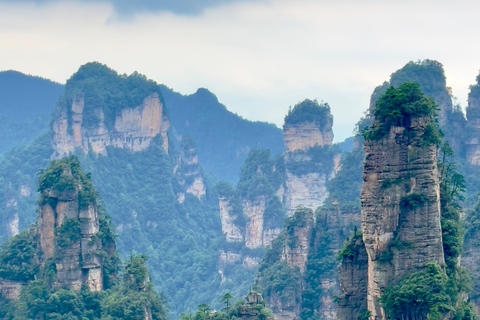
[160,86,285,184]
[0,71,63,158]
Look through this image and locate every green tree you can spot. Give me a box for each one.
[220,292,233,314]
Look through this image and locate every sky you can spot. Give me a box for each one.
[1,0,480,142]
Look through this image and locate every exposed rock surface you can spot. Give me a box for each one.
[282,100,338,216]
[37,164,106,291]
[0,279,23,300]
[218,196,244,243]
[337,234,368,320]
[361,118,444,319]
[244,197,267,249]
[283,122,333,153]
[282,209,314,274]
[284,171,330,216]
[466,84,480,165]
[175,135,206,202]
[52,93,169,158]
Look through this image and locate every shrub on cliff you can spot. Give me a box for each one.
[284,99,331,128]
[363,83,440,142]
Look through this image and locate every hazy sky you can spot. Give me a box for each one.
[1,0,480,142]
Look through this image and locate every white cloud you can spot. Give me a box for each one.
[1,0,480,141]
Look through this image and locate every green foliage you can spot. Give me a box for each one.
[264,195,285,230]
[236,149,284,200]
[326,145,363,208]
[0,70,63,159]
[55,219,82,248]
[102,255,167,320]
[61,62,165,130]
[400,193,428,210]
[77,140,224,317]
[381,262,452,320]
[363,83,439,141]
[0,229,38,282]
[285,145,339,177]
[161,85,284,185]
[390,60,449,104]
[0,132,53,244]
[258,261,300,308]
[215,181,236,198]
[37,155,99,209]
[337,234,359,259]
[300,211,341,320]
[284,99,331,128]
[2,255,167,320]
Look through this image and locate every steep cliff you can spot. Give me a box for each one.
[283,99,340,216]
[389,60,452,127]
[361,83,444,319]
[465,74,480,165]
[51,62,169,159]
[216,149,286,283]
[175,135,206,203]
[36,156,118,291]
[336,232,368,320]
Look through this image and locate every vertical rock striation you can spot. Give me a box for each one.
[36,157,114,291]
[348,83,445,320]
[283,99,339,216]
[466,76,480,165]
[52,93,169,158]
[175,135,206,202]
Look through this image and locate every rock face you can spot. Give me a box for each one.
[336,234,368,320]
[283,121,333,153]
[284,171,330,217]
[466,83,480,165]
[218,196,244,243]
[52,93,169,158]
[37,160,110,291]
[175,135,206,203]
[281,209,314,274]
[361,120,444,319]
[0,279,23,300]
[282,100,338,216]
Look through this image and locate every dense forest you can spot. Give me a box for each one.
[2,59,480,320]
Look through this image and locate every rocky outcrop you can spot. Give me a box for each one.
[283,100,339,216]
[175,135,206,202]
[284,171,330,216]
[0,279,23,300]
[218,197,244,243]
[337,234,368,320]
[244,197,267,249]
[37,159,110,291]
[283,122,333,153]
[361,119,444,319]
[466,83,480,165]
[52,93,169,158]
[282,209,314,274]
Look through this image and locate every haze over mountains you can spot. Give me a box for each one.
[2,59,480,320]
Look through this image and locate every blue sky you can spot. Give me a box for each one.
[1,0,480,142]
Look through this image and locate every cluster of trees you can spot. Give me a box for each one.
[0,255,166,320]
[284,99,332,129]
[180,292,273,320]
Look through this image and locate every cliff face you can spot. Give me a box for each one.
[336,234,368,320]
[466,83,480,165]
[281,209,314,274]
[283,100,338,216]
[362,120,444,319]
[175,135,206,203]
[36,157,113,291]
[52,93,169,158]
[218,196,244,243]
[283,121,333,153]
